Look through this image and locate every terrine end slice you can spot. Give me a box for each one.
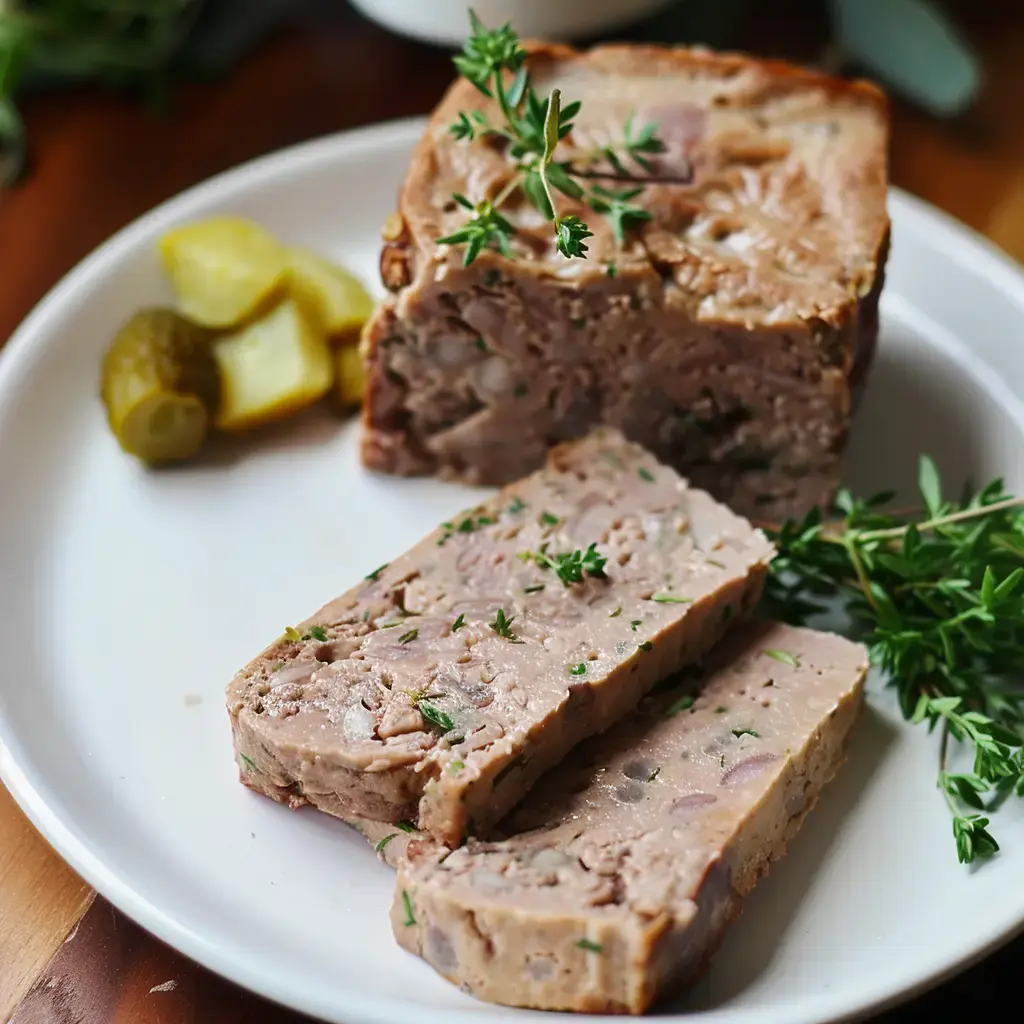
[391,621,867,1013]
[362,44,890,521]
[228,428,773,845]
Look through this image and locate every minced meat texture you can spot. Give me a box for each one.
[391,621,867,1013]
[362,43,889,520]
[227,429,772,844]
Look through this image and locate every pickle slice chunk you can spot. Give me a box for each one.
[100,309,219,464]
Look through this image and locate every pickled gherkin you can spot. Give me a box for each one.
[100,309,220,464]
[159,217,286,328]
[213,297,333,432]
[286,246,374,340]
[335,341,365,409]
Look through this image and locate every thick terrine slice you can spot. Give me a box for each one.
[362,43,889,521]
[391,621,867,1013]
[227,429,772,845]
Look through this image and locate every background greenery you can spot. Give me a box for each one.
[0,0,981,187]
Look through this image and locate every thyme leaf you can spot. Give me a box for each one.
[764,455,1024,865]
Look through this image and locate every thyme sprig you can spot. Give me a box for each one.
[765,456,1024,864]
[438,10,663,264]
[520,542,608,587]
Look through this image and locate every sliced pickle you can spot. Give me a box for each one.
[159,217,286,328]
[100,308,218,463]
[286,246,374,340]
[213,297,333,432]
[335,340,365,409]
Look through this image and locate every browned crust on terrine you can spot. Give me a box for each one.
[361,43,889,521]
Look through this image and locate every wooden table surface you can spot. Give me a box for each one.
[1,2,1023,1022]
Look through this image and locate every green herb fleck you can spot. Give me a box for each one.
[365,564,388,581]
[715,706,729,714]
[402,890,416,927]
[666,695,695,716]
[507,495,526,514]
[475,337,488,352]
[630,620,642,630]
[638,467,655,482]
[524,542,608,586]
[540,511,559,526]
[606,263,618,278]
[440,514,495,544]
[398,629,419,644]
[570,663,587,676]
[638,641,653,652]
[647,766,661,782]
[763,649,800,667]
[396,820,416,833]
[732,728,761,738]
[284,626,302,642]
[489,607,522,642]
[271,661,285,673]
[609,607,622,618]
[419,701,456,732]
[514,384,528,398]
[576,938,604,954]
[651,593,692,604]
[586,183,653,244]
[375,833,398,853]
[304,625,329,642]
[721,605,733,622]
[707,558,726,569]
[449,760,466,773]
[524,583,546,594]
[240,753,257,772]
[452,613,466,632]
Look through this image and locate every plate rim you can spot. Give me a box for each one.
[2,115,1024,1024]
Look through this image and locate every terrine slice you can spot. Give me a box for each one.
[362,43,889,521]
[391,621,867,1013]
[227,428,772,845]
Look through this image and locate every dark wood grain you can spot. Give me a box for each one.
[2,2,1024,1022]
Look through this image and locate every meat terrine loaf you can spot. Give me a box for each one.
[362,44,890,521]
[392,621,867,1013]
[228,429,772,845]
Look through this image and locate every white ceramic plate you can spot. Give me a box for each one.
[2,118,1024,1024]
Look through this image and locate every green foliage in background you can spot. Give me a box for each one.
[639,0,981,116]
[0,0,984,187]
[0,0,287,185]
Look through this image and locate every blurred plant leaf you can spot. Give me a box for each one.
[173,0,290,79]
[830,0,981,116]
[0,95,26,185]
[632,0,749,48]
[0,17,28,184]
[0,0,289,185]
